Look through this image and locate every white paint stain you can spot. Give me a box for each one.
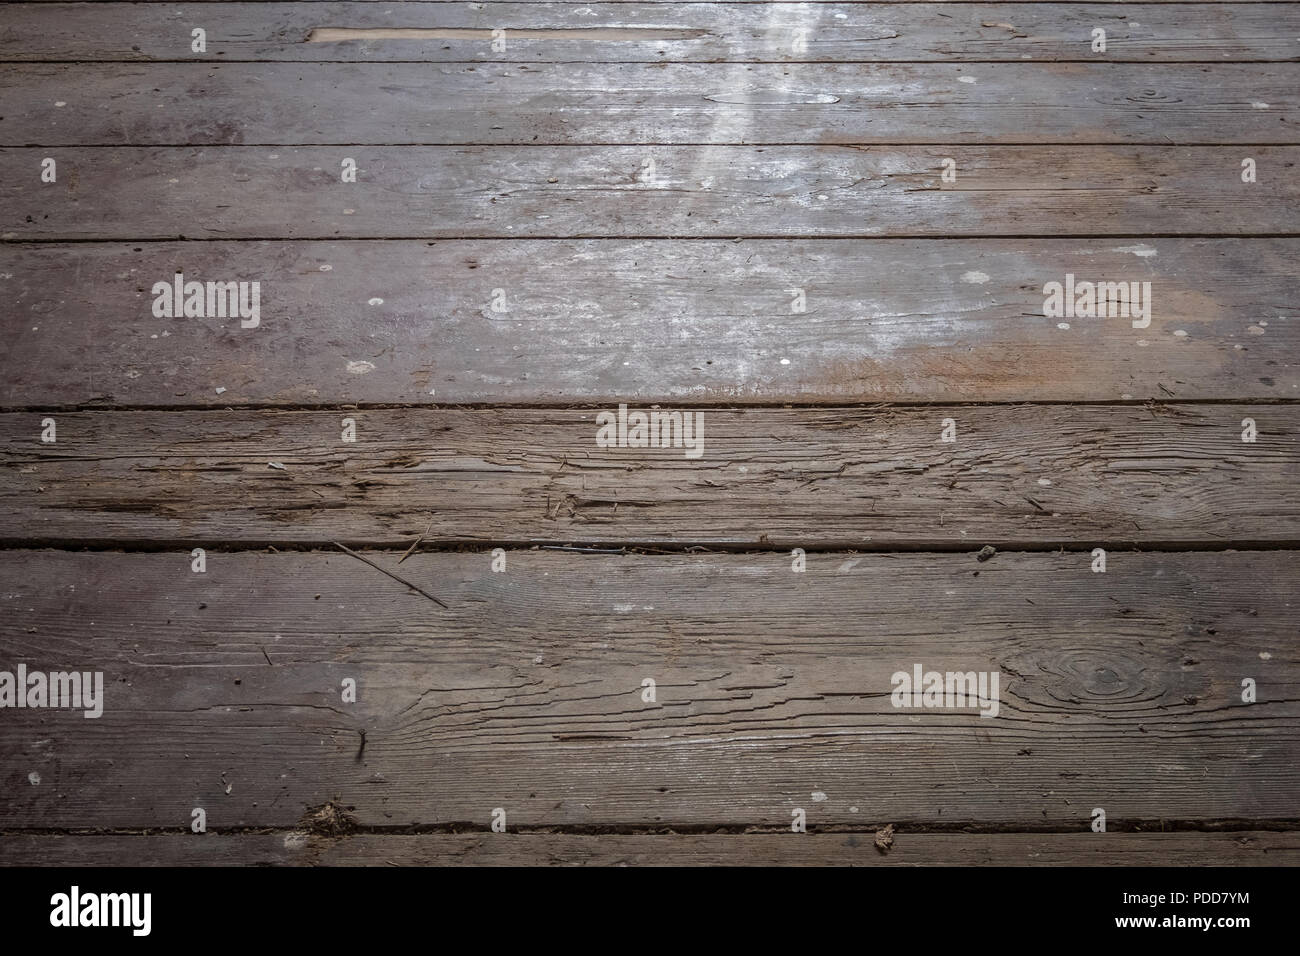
[1113,244,1157,257]
[1252,102,1270,109]
[283,832,307,849]
[346,360,376,374]
[28,772,40,785]
[958,76,976,84]
[1037,478,1052,486]
[962,271,990,284]
[1260,651,1273,660]
[1173,329,1188,338]
[1057,322,1070,330]
[367,297,384,306]
[319,264,333,272]
[811,791,828,802]
[704,90,839,105]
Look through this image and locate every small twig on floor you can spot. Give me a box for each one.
[332,541,448,608]
[398,516,436,564]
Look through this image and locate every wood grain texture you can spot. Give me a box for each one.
[5,4,1299,63]
[6,146,1299,240]
[0,549,1295,829]
[7,0,1296,6]
[1,0,1297,866]
[1,832,1296,867]
[3,239,1295,407]
[3,63,1297,146]
[2,405,1298,548]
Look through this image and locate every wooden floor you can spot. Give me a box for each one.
[1,1,1297,867]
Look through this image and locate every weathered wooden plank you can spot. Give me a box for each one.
[8,0,1296,6]
[3,63,1296,145]
[1,404,1298,548]
[1,832,1295,867]
[5,4,1299,63]
[6,146,1298,240]
[0,549,1295,829]
[2,239,1295,407]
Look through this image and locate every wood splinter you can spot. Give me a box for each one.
[331,541,448,608]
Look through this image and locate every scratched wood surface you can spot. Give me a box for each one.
[8,0,1297,6]
[5,4,1300,63]
[4,63,1298,146]
[0,549,1295,830]
[2,405,1297,548]
[2,833,1296,867]
[1,239,1294,407]
[1,0,1297,866]
[5,146,1299,240]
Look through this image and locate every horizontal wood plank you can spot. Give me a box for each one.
[0,549,1295,829]
[2,239,1295,406]
[5,4,1299,63]
[5,146,1299,240]
[2,63,1296,145]
[1,832,1295,866]
[1,404,1298,548]
[7,0,1296,6]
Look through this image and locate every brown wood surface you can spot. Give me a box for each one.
[5,4,1299,63]
[0,549,1295,829]
[1,0,1296,867]
[2,239,1294,407]
[5,146,1298,240]
[1,832,1295,867]
[8,0,1296,5]
[3,63,1297,146]
[2,405,1297,548]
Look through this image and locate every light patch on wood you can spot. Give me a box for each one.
[307,27,708,43]
[1113,243,1158,257]
[704,89,840,105]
